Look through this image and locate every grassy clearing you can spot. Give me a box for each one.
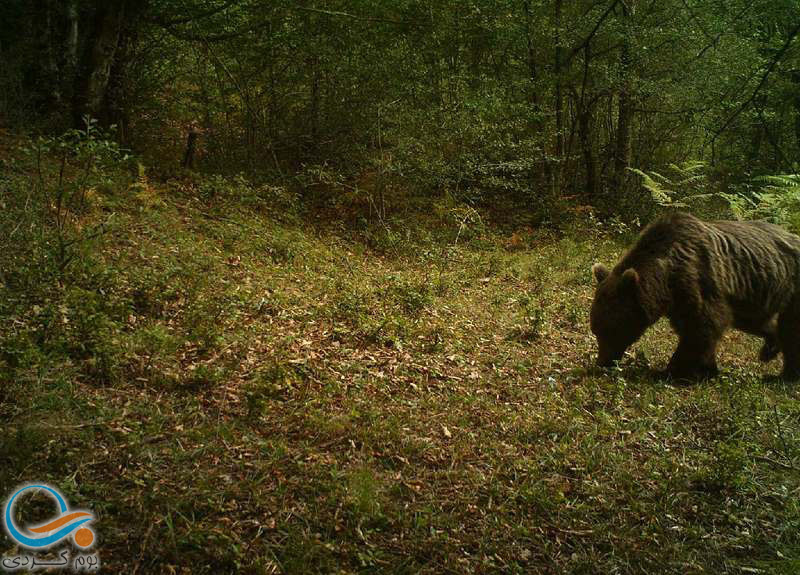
[1,157,799,574]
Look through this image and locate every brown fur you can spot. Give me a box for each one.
[590,211,800,380]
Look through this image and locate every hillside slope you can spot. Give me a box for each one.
[1,156,799,574]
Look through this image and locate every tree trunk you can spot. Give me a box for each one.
[549,0,565,198]
[104,1,146,144]
[309,54,320,156]
[183,129,199,169]
[577,41,597,200]
[468,19,485,91]
[65,0,79,69]
[792,70,800,156]
[40,0,61,108]
[73,0,127,128]
[612,0,635,193]
[522,0,539,109]
[580,104,598,199]
[554,0,564,159]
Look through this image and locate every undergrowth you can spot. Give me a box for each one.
[1,137,799,575]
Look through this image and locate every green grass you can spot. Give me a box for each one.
[1,163,799,574]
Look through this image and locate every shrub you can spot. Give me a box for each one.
[631,163,800,231]
[2,119,129,286]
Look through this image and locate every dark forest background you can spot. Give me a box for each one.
[3,0,800,222]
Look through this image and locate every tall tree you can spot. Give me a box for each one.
[611,0,635,194]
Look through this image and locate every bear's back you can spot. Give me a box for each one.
[616,211,706,272]
[622,212,800,271]
[621,212,800,312]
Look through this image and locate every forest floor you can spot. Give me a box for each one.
[1,163,800,574]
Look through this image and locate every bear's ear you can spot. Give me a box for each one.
[592,263,610,284]
[621,268,640,289]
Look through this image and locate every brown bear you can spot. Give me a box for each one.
[590,211,800,380]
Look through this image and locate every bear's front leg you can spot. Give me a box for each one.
[755,316,780,362]
[666,305,728,380]
[666,335,720,380]
[778,309,800,382]
[759,334,780,362]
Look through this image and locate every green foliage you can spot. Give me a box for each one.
[126,323,181,383]
[4,0,800,222]
[197,174,298,219]
[0,125,135,386]
[692,441,748,493]
[628,161,724,220]
[2,118,129,287]
[726,175,800,232]
[392,98,551,206]
[508,292,548,343]
[385,275,433,316]
[631,163,800,230]
[630,162,710,208]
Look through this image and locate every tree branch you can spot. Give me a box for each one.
[565,0,621,65]
[295,6,413,26]
[159,18,273,43]
[712,20,800,143]
[156,4,416,43]
[147,0,241,28]
[688,0,756,64]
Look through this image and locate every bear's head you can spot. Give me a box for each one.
[590,263,649,367]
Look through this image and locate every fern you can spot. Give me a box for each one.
[628,168,685,207]
[630,163,800,231]
[629,161,712,209]
[738,174,800,230]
